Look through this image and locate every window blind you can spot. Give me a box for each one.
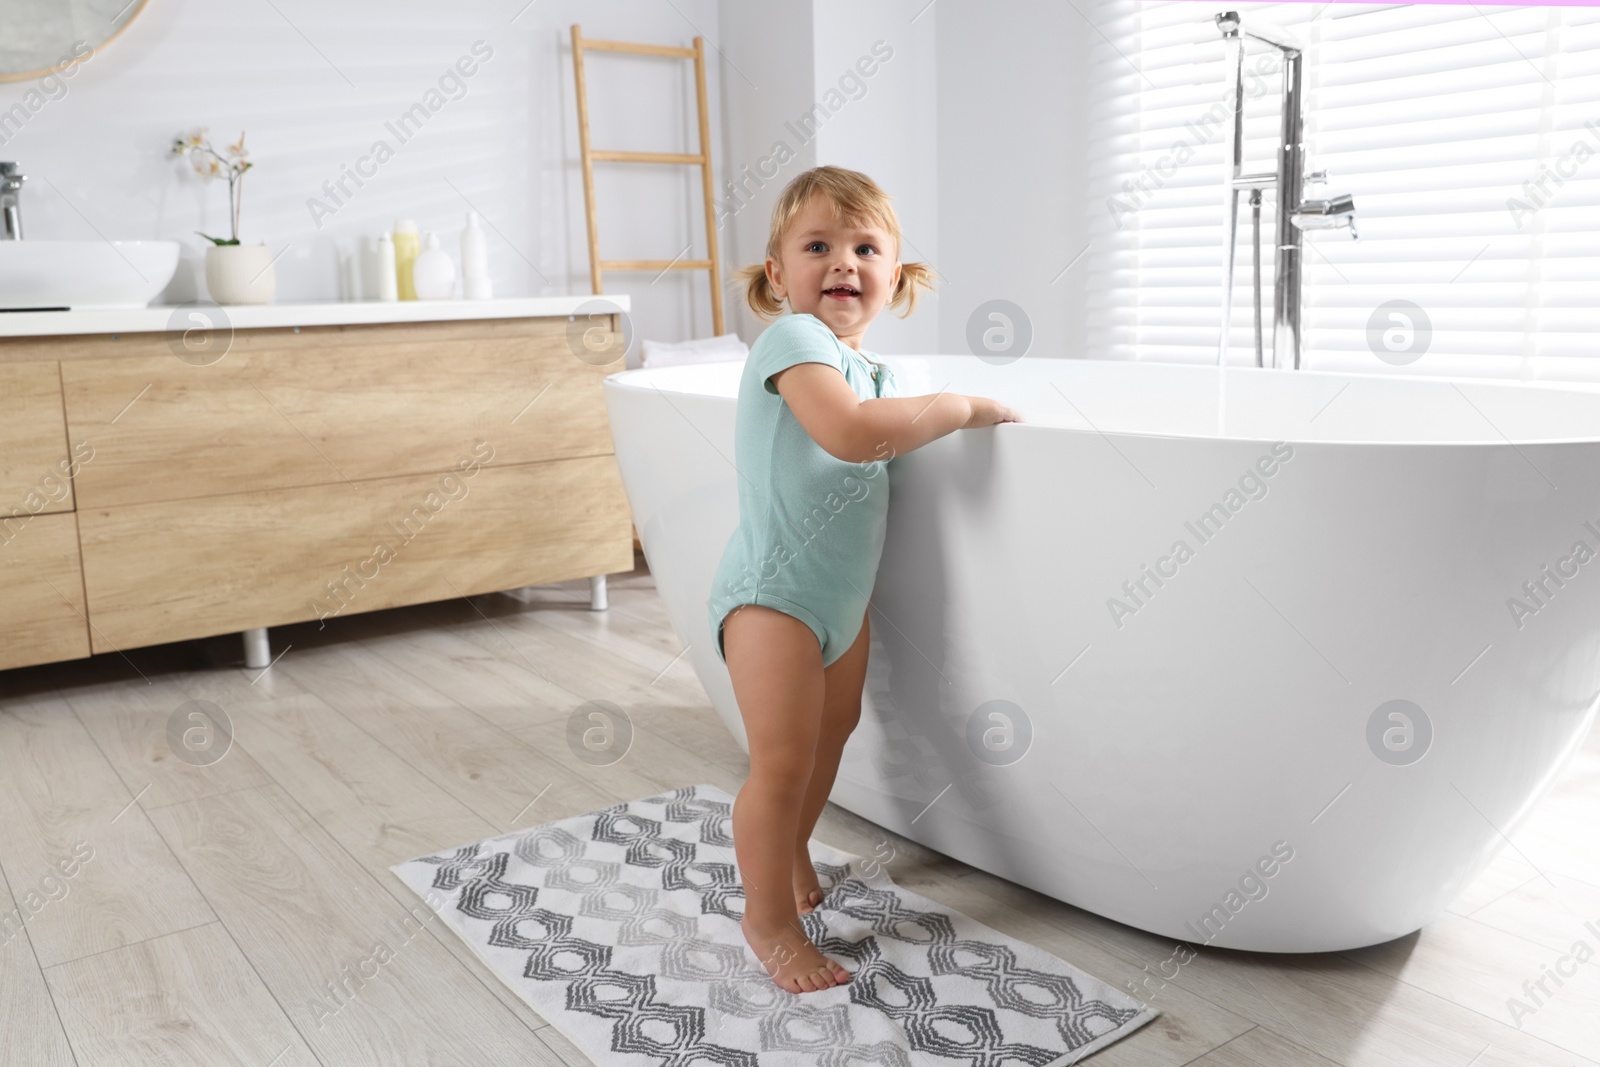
[1084,1,1600,380]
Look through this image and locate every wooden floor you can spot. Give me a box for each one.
[2,551,1598,1066]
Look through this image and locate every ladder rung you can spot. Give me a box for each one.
[600,259,714,272]
[578,37,695,59]
[591,150,705,165]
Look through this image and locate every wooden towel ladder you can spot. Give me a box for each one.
[569,24,725,336]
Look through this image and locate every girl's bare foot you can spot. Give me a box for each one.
[793,845,825,914]
[741,916,851,993]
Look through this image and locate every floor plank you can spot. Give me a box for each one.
[1341,909,1600,1059]
[0,868,77,1066]
[53,652,279,812]
[0,686,216,969]
[44,921,317,1067]
[203,653,569,1036]
[144,783,561,1064]
[1187,1026,1341,1067]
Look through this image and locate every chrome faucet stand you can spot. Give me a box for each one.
[1,162,24,241]
[1215,12,1356,369]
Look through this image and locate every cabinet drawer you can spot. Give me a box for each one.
[59,316,623,509]
[78,454,634,653]
[0,361,76,516]
[0,510,90,669]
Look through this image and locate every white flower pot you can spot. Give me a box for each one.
[205,243,276,305]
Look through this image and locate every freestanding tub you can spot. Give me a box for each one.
[602,355,1600,952]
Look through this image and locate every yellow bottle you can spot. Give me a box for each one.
[392,218,420,301]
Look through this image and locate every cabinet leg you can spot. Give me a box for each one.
[242,627,271,670]
[589,575,608,611]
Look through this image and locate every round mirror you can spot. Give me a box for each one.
[0,0,149,82]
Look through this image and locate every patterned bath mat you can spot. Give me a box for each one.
[389,784,1158,1065]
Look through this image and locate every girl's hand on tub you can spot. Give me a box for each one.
[961,396,1024,429]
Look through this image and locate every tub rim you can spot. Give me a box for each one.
[603,358,1600,449]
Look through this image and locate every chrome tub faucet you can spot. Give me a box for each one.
[1214,13,1357,369]
[1,162,24,240]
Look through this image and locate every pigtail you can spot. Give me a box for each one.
[888,260,936,318]
[735,262,786,320]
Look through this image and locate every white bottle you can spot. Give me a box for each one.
[412,231,457,301]
[361,234,383,299]
[461,210,493,300]
[335,240,355,301]
[375,232,399,301]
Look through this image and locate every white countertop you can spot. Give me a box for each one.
[0,295,632,338]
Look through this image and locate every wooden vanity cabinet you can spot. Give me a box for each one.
[0,313,634,669]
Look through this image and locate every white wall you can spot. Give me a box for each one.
[711,0,817,343]
[714,0,1087,360]
[714,0,941,356]
[5,1,1092,362]
[932,0,1094,361]
[806,0,940,357]
[0,0,723,363]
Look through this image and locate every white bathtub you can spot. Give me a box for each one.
[603,356,1600,952]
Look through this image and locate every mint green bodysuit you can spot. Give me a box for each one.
[708,312,898,668]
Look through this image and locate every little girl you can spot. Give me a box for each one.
[707,165,1023,993]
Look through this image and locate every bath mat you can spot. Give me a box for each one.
[388,783,1158,1066]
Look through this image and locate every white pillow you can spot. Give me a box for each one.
[640,332,749,368]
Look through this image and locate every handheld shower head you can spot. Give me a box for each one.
[1215,10,1301,52]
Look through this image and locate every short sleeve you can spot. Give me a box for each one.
[752,314,844,396]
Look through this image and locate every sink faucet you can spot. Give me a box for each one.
[1,162,23,241]
[1214,13,1357,369]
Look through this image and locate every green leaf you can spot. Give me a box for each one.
[195,230,240,246]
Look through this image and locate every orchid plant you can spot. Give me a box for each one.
[171,128,253,245]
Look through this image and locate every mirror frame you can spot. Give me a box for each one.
[0,0,150,83]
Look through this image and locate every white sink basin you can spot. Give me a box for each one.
[0,240,181,309]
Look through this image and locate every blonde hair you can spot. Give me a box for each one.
[734,165,935,321]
